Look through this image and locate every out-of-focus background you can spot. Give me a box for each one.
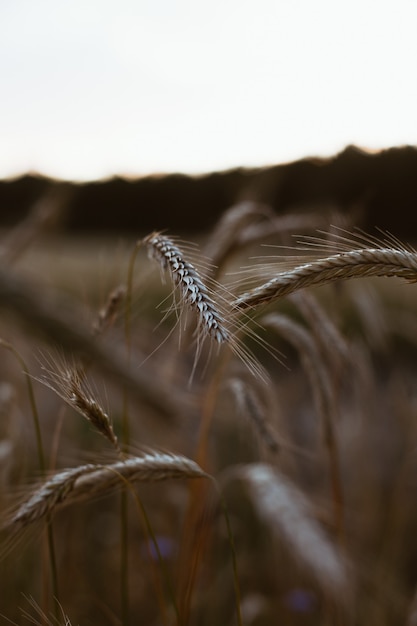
[1,0,416,239]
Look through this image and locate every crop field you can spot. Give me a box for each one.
[1,203,417,625]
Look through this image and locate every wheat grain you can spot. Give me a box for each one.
[233,247,417,310]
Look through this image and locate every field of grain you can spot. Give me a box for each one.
[1,204,417,625]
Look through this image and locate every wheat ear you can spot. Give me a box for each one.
[233,247,417,310]
[225,464,350,602]
[4,452,207,533]
[39,356,120,452]
[144,231,230,344]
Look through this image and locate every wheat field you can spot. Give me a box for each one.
[1,202,417,625]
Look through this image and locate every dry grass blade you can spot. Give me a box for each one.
[228,464,351,604]
[4,452,208,534]
[144,231,230,345]
[233,247,417,310]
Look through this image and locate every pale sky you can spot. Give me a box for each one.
[1,0,416,181]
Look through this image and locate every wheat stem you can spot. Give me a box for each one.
[120,239,142,626]
[0,340,60,619]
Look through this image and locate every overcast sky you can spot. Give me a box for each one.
[1,0,416,181]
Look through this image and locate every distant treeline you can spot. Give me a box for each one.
[1,145,417,237]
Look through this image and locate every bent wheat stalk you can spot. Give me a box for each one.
[233,247,417,310]
[4,452,208,533]
[224,464,351,605]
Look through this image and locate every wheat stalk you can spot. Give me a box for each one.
[233,247,417,310]
[4,452,208,533]
[290,291,351,375]
[144,231,231,345]
[262,313,345,539]
[262,313,338,443]
[226,464,351,603]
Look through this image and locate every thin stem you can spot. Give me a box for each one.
[260,316,345,542]
[213,483,243,626]
[0,340,60,619]
[119,240,142,626]
[177,351,231,624]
